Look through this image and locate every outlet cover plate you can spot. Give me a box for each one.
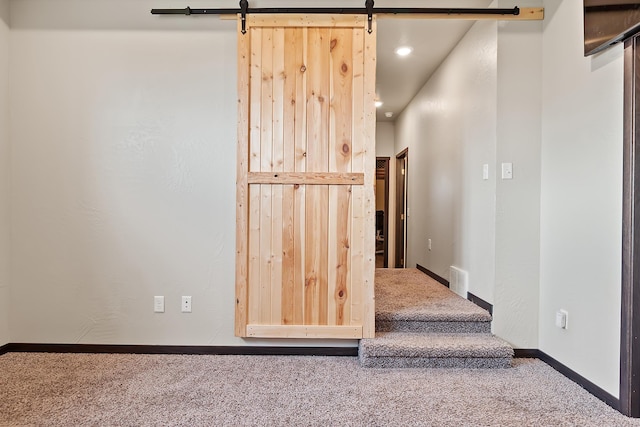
[182,296,192,313]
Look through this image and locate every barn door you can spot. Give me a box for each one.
[236,14,376,339]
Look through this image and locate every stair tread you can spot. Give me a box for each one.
[375,269,492,323]
[360,332,513,358]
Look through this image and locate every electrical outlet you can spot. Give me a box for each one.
[501,162,513,180]
[154,296,165,313]
[182,296,192,313]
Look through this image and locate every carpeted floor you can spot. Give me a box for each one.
[1,352,639,426]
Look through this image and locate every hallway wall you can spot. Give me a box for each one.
[0,0,10,346]
[493,0,542,348]
[539,0,623,398]
[394,20,498,309]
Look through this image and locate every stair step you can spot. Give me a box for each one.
[375,269,493,332]
[359,332,513,369]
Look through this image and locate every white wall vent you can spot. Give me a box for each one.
[449,266,468,298]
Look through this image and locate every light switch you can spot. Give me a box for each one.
[501,162,513,180]
[482,164,489,180]
[555,309,568,329]
[154,296,165,313]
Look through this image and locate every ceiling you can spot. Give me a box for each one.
[375,0,492,122]
[376,18,476,122]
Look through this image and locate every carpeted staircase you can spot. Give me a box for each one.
[359,268,513,368]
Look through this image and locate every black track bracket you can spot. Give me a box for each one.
[240,0,248,34]
[365,0,374,33]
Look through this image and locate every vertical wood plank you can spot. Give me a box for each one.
[281,183,295,324]
[248,187,261,326]
[305,27,330,325]
[236,20,251,336]
[247,27,263,327]
[318,184,329,325]
[328,186,338,326]
[327,29,338,326]
[250,28,263,174]
[281,28,297,325]
[318,29,331,326]
[362,19,378,338]
[350,26,365,327]
[259,28,274,324]
[294,28,308,325]
[271,27,285,324]
[329,28,354,326]
[304,28,319,325]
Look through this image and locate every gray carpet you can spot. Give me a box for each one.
[0,352,638,426]
[375,268,491,333]
[360,332,513,368]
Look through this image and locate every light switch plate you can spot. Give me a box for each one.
[482,164,489,180]
[154,296,165,313]
[555,309,568,329]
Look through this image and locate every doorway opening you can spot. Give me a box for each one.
[395,148,408,268]
[376,157,390,268]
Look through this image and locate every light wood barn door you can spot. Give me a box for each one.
[236,15,376,339]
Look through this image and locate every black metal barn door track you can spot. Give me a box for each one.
[151,1,521,34]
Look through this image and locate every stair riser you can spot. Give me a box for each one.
[376,320,491,334]
[359,356,512,369]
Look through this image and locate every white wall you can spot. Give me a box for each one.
[376,121,396,265]
[376,122,395,158]
[540,0,623,397]
[394,20,497,301]
[7,4,355,347]
[493,0,542,348]
[9,28,238,345]
[0,0,10,346]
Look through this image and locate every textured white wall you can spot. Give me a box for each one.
[376,122,395,157]
[0,0,9,346]
[376,122,396,265]
[394,21,497,301]
[375,122,395,158]
[10,29,238,345]
[493,4,542,348]
[540,0,623,397]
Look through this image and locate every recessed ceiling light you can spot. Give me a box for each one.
[385,112,394,118]
[395,46,413,57]
[375,101,383,108]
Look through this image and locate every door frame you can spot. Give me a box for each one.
[395,148,408,268]
[621,33,640,418]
